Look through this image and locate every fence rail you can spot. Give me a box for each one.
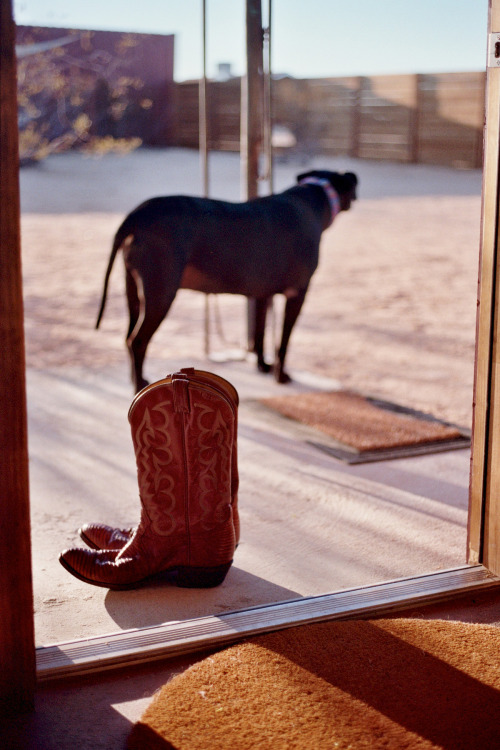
[173,71,485,169]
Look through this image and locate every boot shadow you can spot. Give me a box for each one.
[104,566,301,630]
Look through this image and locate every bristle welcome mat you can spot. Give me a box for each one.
[128,618,500,750]
[259,390,470,464]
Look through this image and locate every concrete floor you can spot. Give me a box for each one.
[29,360,471,646]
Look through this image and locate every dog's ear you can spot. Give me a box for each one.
[297,171,312,183]
[344,172,358,189]
[328,172,358,194]
[296,170,334,183]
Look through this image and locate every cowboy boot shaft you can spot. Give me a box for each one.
[181,376,236,567]
[177,369,240,546]
[123,370,237,571]
[176,369,239,545]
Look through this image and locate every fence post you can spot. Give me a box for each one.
[241,0,263,201]
[200,0,209,195]
[350,76,363,158]
[409,73,422,164]
[242,0,263,351]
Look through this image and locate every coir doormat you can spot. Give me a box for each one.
[128,618,500,750]
[260,390,470,463]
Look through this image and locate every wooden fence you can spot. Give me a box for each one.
[172,71,485,169]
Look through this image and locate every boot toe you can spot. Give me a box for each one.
[59,547,122,588]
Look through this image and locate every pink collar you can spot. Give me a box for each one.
[298,177,341,227]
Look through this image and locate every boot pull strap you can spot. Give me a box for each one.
[172,372,191,413]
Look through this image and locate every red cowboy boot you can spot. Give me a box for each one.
[59,368,238,589]
[77,369,240,552]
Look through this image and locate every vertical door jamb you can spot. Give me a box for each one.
[0,0,36,713]
[469,0,500,571]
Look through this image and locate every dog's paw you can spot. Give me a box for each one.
[275,368,292,385]
[134,377,150,393]
[257,359,272,374]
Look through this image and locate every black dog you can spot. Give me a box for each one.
[96,169,358,391]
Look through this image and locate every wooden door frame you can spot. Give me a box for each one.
[3,0,500,698]
[469,0,500,572]
[0,0,36,712]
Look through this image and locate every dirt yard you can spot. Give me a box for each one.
[20,148,482,429]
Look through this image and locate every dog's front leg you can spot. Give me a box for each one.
[275,288,307,384]
[250,297,272,374]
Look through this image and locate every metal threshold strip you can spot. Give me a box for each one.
[36,564,500,682]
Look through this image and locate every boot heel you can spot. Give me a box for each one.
[175,562,232,588]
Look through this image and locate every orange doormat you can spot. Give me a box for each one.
[128,618,500,749]
[260,390,469,463]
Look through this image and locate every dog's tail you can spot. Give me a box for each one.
[95,221,132,329]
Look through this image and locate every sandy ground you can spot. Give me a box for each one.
[21,148,481,426]
[19,148,481,646]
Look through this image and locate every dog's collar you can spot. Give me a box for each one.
[298,177,341,227]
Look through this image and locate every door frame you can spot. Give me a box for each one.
[2,1,500,697]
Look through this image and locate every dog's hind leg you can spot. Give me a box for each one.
[275,288,307,384]
[125,268,141,342]
[251,297,272,374]
[126,267,179,393]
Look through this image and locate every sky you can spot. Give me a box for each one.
[13,0,489,82]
